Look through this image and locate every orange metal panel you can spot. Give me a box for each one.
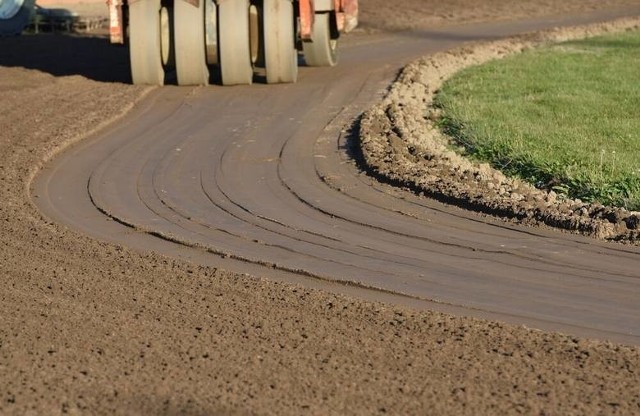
[298,0,314,40]
[107,0,124,44]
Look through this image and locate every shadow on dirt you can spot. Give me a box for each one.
[0,33,132,83]
[0,32,304,85]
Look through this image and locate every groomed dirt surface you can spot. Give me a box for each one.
[1,1,640,415]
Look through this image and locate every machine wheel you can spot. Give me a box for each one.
[0,0,35,36]
[174,0,209,85]
[263,0,297,84]
[218,0,253,85]
[204,0,217,65]
[129,0,165,85]
[249,4,259,65]
[302,13,337,67]
[160,6,173,66]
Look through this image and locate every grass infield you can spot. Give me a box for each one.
[435,30,640,210]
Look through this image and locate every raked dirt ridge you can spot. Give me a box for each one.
[360,17,640,244]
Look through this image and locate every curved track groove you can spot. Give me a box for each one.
[34,11,640,345]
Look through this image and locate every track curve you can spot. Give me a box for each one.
[34,9,640,345]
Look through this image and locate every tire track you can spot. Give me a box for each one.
[34,11,640,344]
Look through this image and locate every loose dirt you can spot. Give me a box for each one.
[1,1,639,415]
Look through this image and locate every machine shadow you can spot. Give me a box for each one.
[0,33,301,86]
[0,33,132,83]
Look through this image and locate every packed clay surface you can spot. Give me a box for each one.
[1,1,639,414]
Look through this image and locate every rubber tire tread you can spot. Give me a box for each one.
[218,0,253,85]
[302,13,338,67]
[175,0,209,85]
[264,0,297,84]
[129,0,165,85]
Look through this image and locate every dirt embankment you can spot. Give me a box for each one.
[359,18,640,243]
[0,1,639,415]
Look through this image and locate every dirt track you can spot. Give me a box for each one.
[2,1,640,414]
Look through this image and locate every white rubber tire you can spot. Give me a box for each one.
[205,0,217,65]
[218,0,253,85]
[174,0,209,85]
[129,0,164,85]
[302,13,337,67]
[160,6,173,66]
[263,0,297,84]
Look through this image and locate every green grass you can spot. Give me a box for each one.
[435,30,640,210]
